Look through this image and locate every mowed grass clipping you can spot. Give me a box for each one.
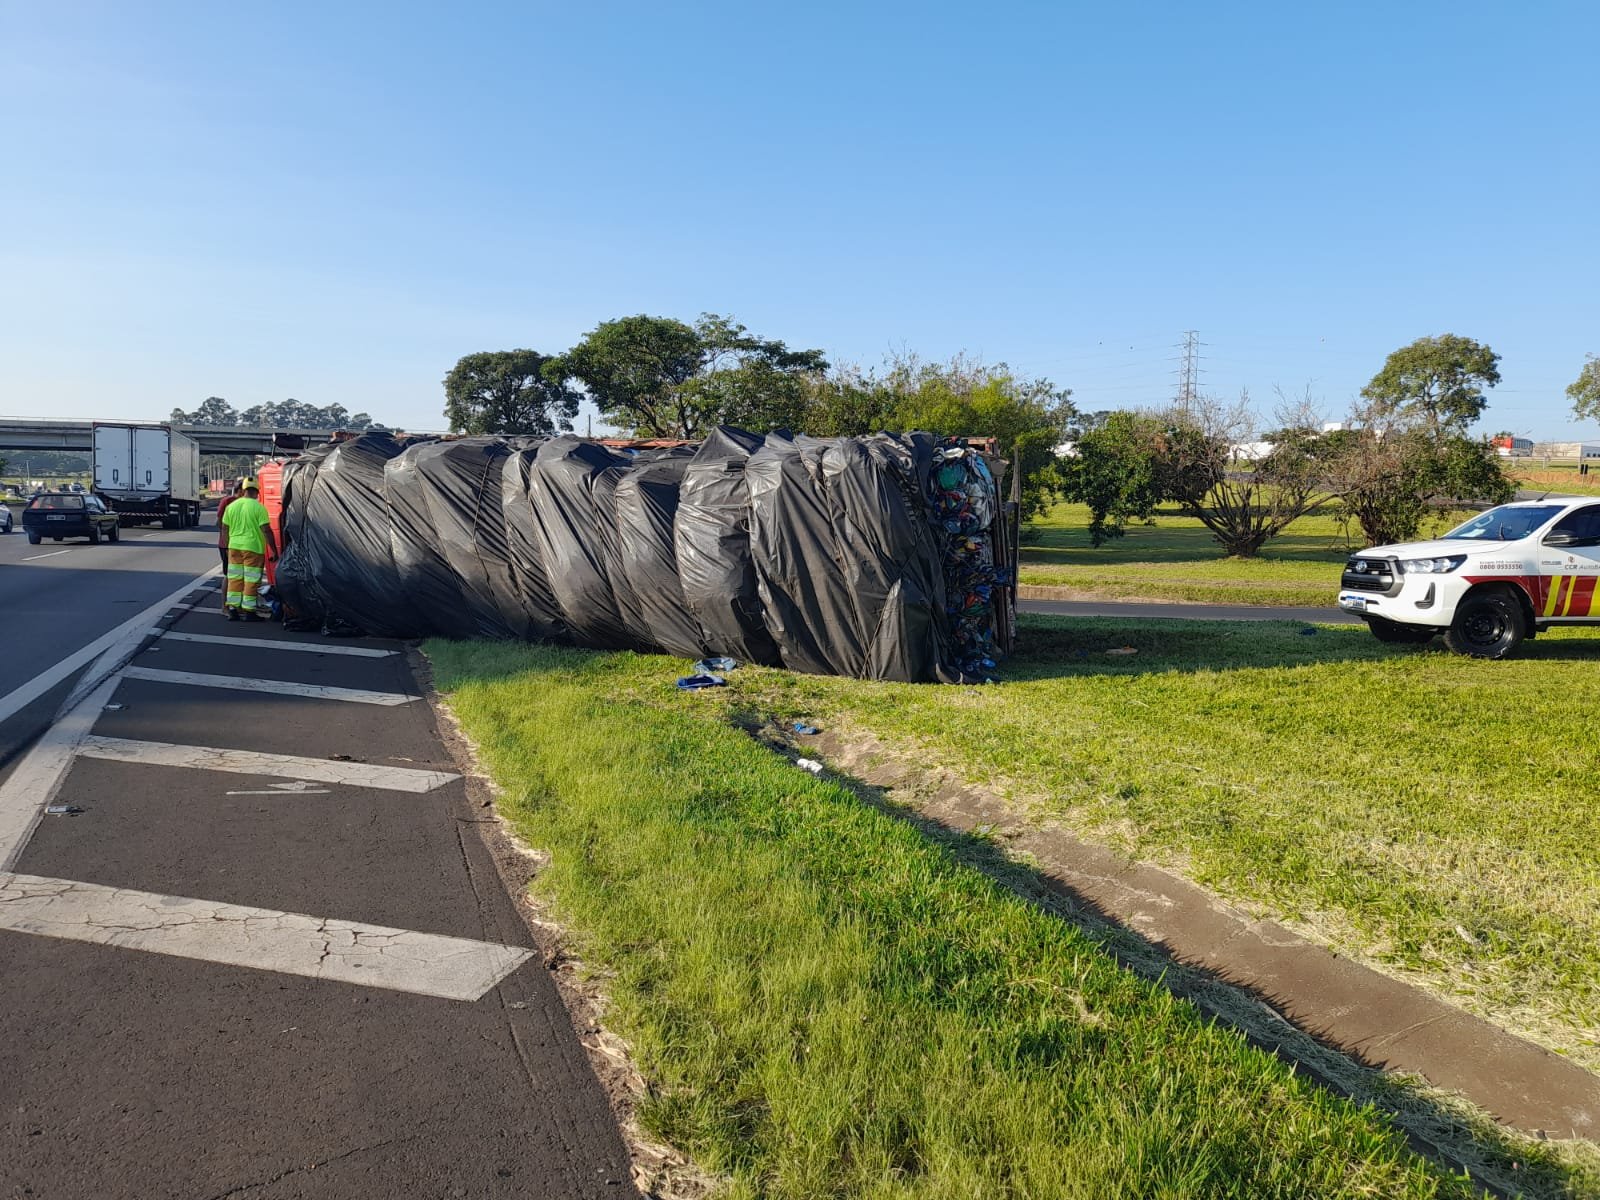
[429,640,1473,1200]
[740,616,1600,1071]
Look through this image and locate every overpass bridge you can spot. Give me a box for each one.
[0,418,349,456]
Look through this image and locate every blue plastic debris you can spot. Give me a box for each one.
[676,674,727,691]
[792,722,820,735]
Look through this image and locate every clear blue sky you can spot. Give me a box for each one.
[3,1,1597,438]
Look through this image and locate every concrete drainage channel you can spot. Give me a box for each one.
[751,719,1599,1196]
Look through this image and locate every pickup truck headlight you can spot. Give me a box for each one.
[1398,555,1467,574]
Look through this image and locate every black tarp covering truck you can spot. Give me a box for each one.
[275,428,1016,683]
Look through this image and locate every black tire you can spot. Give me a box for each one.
[1445,588,1526,659]
[88,525,101,545]
[27,531,40,545]
[108,523,121,543]
[1365,616,1436,645]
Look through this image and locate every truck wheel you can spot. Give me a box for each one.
[1365,616,1435,644]
[1444,588,1526,659]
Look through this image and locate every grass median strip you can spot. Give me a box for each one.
[734,615,1600,1077]
[1017,503,1352,605]
[429,640,1486,1199]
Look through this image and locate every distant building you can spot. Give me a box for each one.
[1491,435,1534,457]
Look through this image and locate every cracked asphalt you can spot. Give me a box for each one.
[0,588,639,1199]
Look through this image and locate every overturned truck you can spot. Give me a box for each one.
[275,428,1016,683]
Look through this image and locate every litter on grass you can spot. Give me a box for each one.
[676,674,727,691]
[795,758,823,774]
[792,722,821,735]
[692,656,737,674]
[275,428,1015,683]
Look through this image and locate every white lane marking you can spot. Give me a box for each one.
[161,632,397,658]
[22,550,73,561]
[225,780,332,796]
[0,566,220,727]
[121,666,416,706]
[60,628,161,715]
[0,873,532,1002]
[77,736,459,793]
[226,788,332,795]
[0,677,121,871]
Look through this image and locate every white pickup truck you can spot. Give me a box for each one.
[1338,497,1600,658]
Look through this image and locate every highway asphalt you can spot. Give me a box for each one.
[0,523,222,765]
[0,580,639,1198]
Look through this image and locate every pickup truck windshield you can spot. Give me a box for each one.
[1443,504,1565,541]
[28,495,86,511]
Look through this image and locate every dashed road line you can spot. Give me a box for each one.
[22,549,73,561]
[121,666,416,706]
[161,631,397,658]
[0,567,219,727]
[0,872,532,1001]
[77,735,460,792]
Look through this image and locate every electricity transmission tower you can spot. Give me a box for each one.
[1174,330,1203,414]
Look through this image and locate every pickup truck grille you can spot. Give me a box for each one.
[1341,556,1401,596]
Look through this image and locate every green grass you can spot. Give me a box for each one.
[1020,471,1600,603]
[732,616,1600,1076]
[429,639,1492,1200]
[1018,503,1355,604]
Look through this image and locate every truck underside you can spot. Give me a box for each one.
[100,494,203,529]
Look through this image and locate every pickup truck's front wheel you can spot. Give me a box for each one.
[1445,588,1526,659]
[1365,616,1436,644]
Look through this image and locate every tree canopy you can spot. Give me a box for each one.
[442,350,579,436]
[170,397,382,431]
[557,313,827,438]
[1359,334,1501,438]
[1057,410,1171,546]
[875,355,1074,520]
[1568,354,1600,424]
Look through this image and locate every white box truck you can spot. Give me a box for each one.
[92,422,202,528]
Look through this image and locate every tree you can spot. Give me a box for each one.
[170,396,241,426]
[442,351,578,436]
[1321,409,1512,548]
[1360,334,1501,440]
[558,313,828,438]
[237,400,380,431]
[1151,392,1333,558]
[879,354,1074,520]
[1058,411,1172,546]
[792,366,899,438]
[1568,354,1600,424]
